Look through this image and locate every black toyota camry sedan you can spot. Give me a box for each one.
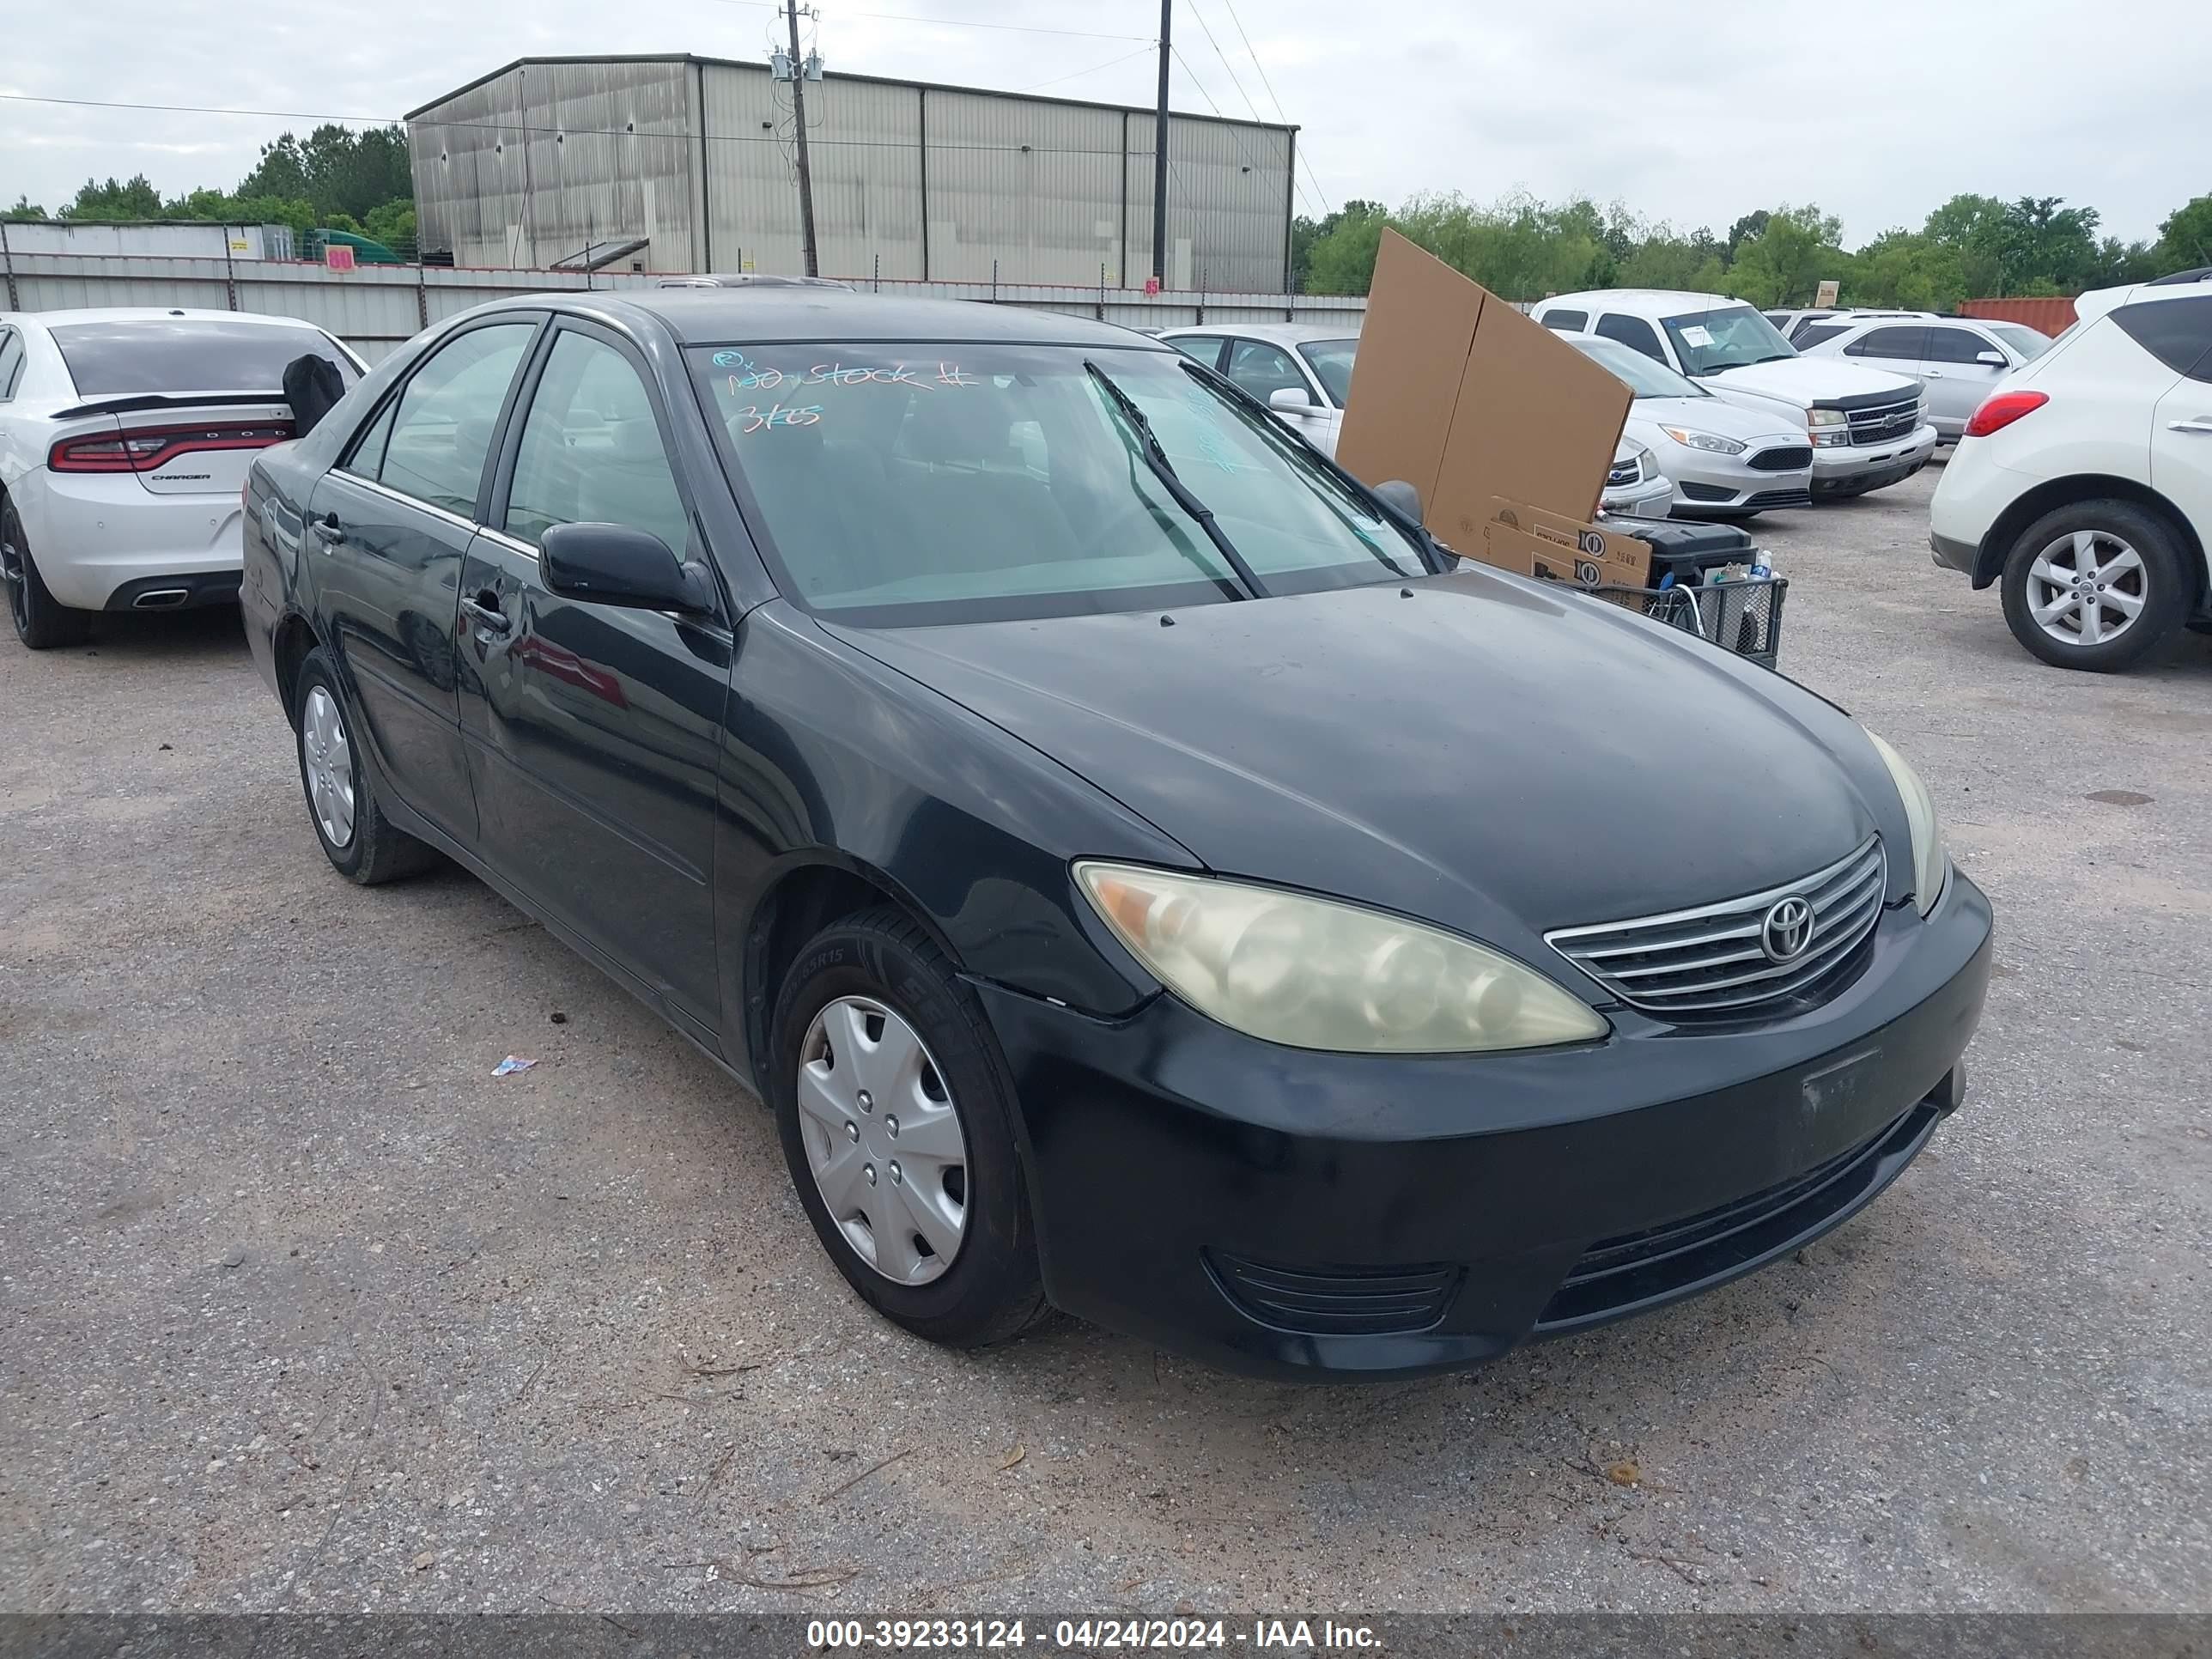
[242,289,1990,1380]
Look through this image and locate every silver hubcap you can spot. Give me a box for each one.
[797,995,969,1285]
[301,685,356,849]
[2027,529,2147,648]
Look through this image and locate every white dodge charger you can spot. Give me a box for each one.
[0,307,362,648]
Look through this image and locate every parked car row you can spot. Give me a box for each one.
[1156,320,1677,515]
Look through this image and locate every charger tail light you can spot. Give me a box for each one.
[1962,390,2048,440]
[49,422,294,474]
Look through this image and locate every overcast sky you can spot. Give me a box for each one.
[3,0,2203,246]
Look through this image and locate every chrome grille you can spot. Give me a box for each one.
[1547,837,1886,1016]
[1845,397,1922,447]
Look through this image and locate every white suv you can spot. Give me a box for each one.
[1928,273,2212,671]
[1535,290,1937,499]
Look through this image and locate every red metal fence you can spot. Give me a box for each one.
[1960,296,2077,336]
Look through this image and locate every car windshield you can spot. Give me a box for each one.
[1568,334,1707,399]
[1297,337,1358,407]
[1660,305,1798,375]
[1985,324,2051,362]
[48,319,358,396]
[693,342,1425,626]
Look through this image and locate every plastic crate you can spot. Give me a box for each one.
[1560,575,1788,669]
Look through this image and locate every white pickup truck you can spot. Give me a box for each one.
[1535,289,1938,499]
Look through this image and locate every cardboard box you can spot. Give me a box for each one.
[1483,497,1655,589]
[1335,229,1633,544]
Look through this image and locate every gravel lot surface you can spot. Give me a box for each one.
[3,463,2207,1616]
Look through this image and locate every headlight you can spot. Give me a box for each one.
[1075,862,1608,1054]
[1807,409,1849,428]
[1659,425,1747,455]
[1863,730,1948,915]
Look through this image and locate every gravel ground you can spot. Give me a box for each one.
[3,463,2207,1617]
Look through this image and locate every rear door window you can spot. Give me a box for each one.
[1792,324,1850,350]
[47,319,358,397]
[1541,309,1589,332]
[1166,335,1226,371]
[365,322,537,519]
[1595,313,1666,362]
[0,330,22,401]
[2112,298,2212,382]
[1845,325,1929,362]
[1223,340,1309,403]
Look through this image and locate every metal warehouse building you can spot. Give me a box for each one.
[406,55,1297,291]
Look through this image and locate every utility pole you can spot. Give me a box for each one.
[1152,0,1170,288]
[786,0,821,277]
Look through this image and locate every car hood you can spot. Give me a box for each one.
[823,569,1903,958]
[1705,357,1917,405]
[1628,397,1805,447]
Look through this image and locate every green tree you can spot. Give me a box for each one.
[61,174,166,219]
[1724,210,1770,265]
[362,201,419,258]
[1727,204,1845,307]
[2159,195,2212,269]
[1303,201,1389,295]
[1849,229,1967,310]
[1291,198,1382,291]
[4,195,46,221]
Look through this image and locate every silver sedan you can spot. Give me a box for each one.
[1564,333,1815,519]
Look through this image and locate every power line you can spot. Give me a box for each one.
[697,0,1152,41]
[1166,46,1316,219]
[1217,0,1329,216]
[1015,42,1158,94]
[1183,0,1264,125]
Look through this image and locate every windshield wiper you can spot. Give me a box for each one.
[1083,360,1267,599]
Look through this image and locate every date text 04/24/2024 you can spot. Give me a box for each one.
[803,1618,1383,1650]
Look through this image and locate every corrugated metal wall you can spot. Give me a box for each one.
[0,252,1364,363]
[410,58,1292,292]
[413,60,699,271]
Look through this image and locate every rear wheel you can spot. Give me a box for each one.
[292,647,439,884]
[2000,501,2189,672]
[3,501,94,650]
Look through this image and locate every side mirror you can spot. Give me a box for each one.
[1371,479,1423,523]
[541,522,716,615]
[1974,349,2008,368]
[1267,386,1316,411]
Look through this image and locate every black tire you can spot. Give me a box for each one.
[3,501,94,650]
[768,906,1046,1348]
[2000,499,2189,673]
[292,647,439,884]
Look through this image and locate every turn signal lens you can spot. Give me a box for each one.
[1962,390,2048,439]
[1075,861,1608,1054]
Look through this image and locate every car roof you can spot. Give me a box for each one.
[0,307,332,332]
[1159,321,1362,345]
[1539,289,1761,319]
[2078,270,2212,321]
[538,289,1162,349]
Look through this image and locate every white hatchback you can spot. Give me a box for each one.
[1929,273,2212,671]
[0,307,362,648]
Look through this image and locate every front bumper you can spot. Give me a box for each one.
[975,871,1991,1380]
[1809,425,1940,496]
[1665,447,1815,514]
[1601,472,1674,515]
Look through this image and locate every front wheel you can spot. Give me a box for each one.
[769,907,1045,1348]
[2000,501,2189,672]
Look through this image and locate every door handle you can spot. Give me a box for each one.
[460,594,512,636]
[310,514,344,548]
[1923,369,1944,379]
[2169,416,2212,434]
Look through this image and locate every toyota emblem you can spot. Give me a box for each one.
[1760,896,1814,963]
